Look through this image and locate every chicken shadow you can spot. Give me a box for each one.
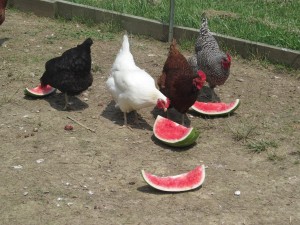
[24,92,89,111]
[197,86,221,102]
[151,107,192,128]
[0,38,9,47]
[101,100,153,131]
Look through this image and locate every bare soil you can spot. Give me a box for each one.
[1,10,300,225]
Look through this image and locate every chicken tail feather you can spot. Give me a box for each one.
[121,35,130,53]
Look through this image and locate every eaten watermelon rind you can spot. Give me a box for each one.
[141,165,205,192]
[153,115,200,147]
[24,85,56,98]
[191,99,240,116]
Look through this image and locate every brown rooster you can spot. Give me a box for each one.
[158,39,206,125]
[0,0,8,25]
[189,15,231,102]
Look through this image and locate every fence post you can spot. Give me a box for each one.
[168,0,175,42]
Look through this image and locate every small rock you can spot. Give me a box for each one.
[88,190,94,195]
[13,165,23,169]
[64,124,74,131]
[236,78,244,82]
[36,159,44,164]
[83,97,89,101]
[234,190,241,196]
[23,192,29,196]
[33,128,38,132]
[82,92,89,97]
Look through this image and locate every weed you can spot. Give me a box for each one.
[0,88,20,106]
[227,120,258,143]
[247,139,278,153]
[92,64,102,73]
[267,152,284,161]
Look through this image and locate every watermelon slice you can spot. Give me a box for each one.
[153,115,199,147]
[191,99,240,116]
[24,84,56,98]
[141,165,205,192]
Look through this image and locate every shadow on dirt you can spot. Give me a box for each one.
[0,38,10,47]
[24,92,89,111]
[197,86,220,102]
[151,107,192,127]
[150,135,197,152]
[137,185,204,195]
[101,100,153,131]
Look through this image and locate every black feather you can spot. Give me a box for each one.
[40,38,93,96]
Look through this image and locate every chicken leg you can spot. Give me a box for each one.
[181,113,185,125]
[63,93,69,110]
[123,112,128,126]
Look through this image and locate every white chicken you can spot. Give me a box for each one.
[106,34,170,126]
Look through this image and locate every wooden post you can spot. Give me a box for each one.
[168,0,175,42]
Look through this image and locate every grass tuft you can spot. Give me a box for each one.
[227,120,258,143]
[247,139,278,153]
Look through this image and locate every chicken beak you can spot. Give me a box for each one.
[163,107,168,112]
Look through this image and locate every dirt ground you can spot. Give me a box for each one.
[1,10,300,225]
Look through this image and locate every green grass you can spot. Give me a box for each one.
[55,16,121,41]
[64,0,300,51]
[227,119,258,143]
[247,139,278,153]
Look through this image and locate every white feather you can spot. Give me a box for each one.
[106,34,167,114]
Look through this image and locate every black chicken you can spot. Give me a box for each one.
[40,38,93,110]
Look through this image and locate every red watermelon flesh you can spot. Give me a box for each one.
[195,101,235,111]
[141,165,205,192]
[154,117,190,140]
[191,99,240,116]
[24,84,56,97]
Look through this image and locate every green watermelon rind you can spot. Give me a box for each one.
[159,128,199,147]
[24,85,56,98]
[191,99,240,116]
[141,165,206,192]
[153,116,200,148]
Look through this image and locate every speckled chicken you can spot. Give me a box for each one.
[189,15,231,101]
[40,38,93,110]
[0,0,8,25]
[158,39,206,125]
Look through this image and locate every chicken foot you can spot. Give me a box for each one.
[122,112,133,131]
[63,93,75,110]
